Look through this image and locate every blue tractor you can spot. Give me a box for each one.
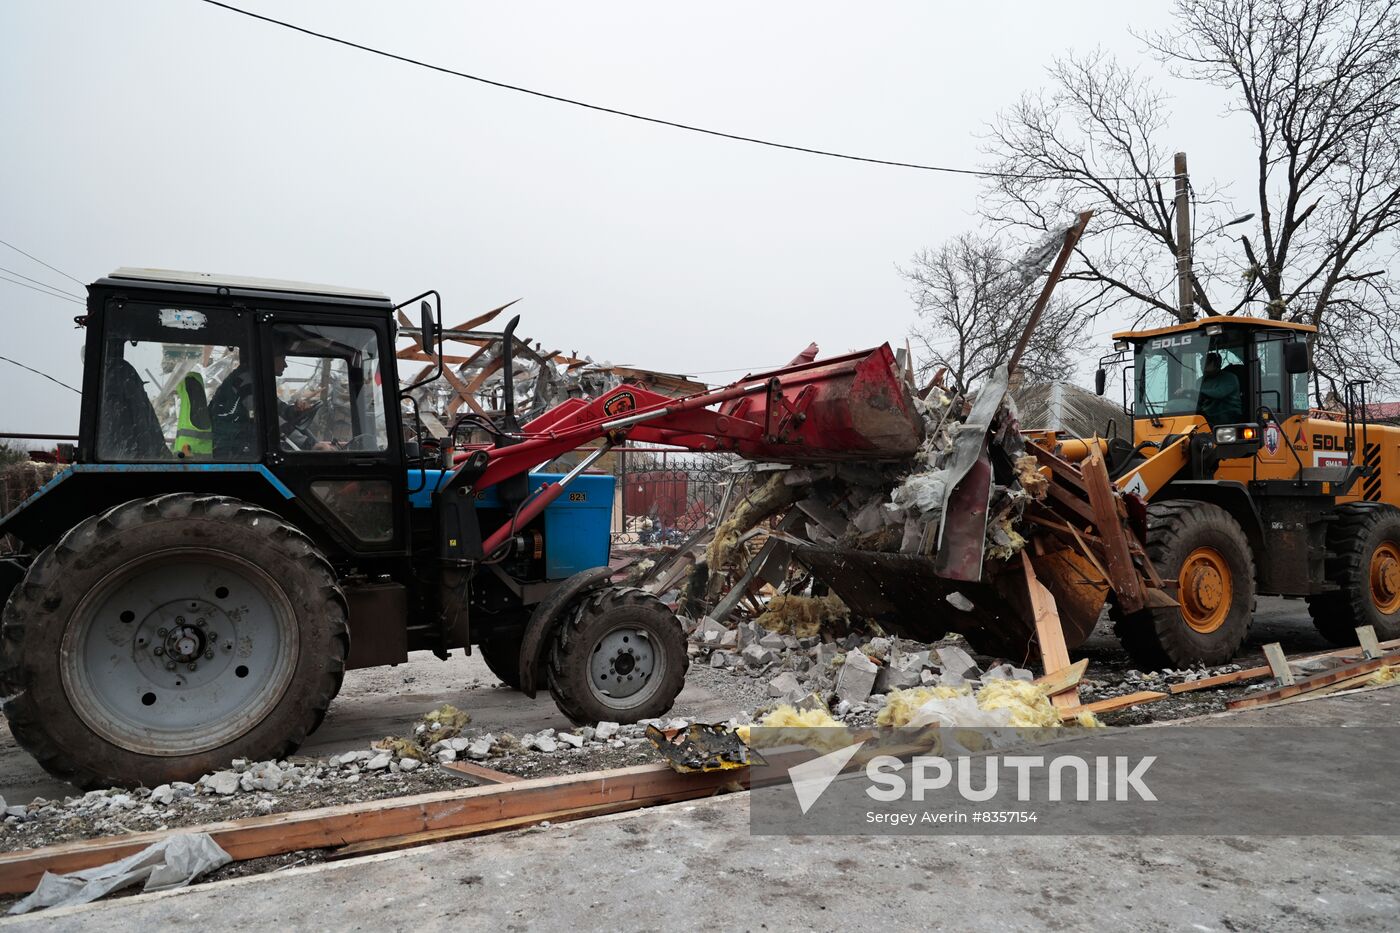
[0,268,923,789]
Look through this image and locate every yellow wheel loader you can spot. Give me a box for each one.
[1080,315,1400,668]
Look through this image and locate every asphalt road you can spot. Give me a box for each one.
[10,685,1400,932]
[0,596,1343,804]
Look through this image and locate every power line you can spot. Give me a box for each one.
[0,236,84,287]
[0,265,84,300]
[0,354,80,394]
[198,1,1171,183]
[0,273,86,306]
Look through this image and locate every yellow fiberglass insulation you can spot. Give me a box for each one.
[753,594,849,637]
[704,473,801,573]
[736,704,852,753]
[974,679,1063,728]
[1369,664,1398,685]
[876,685,969,727]
[877,682,1104,729]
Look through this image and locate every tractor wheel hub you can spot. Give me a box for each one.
[589,628,654,699]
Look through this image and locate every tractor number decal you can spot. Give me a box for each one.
[569,492,587,501]
[1264,423,1280,454]
[603,391,637,417]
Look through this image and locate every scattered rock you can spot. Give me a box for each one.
[768,671,802,697]
[595,722,620,741]
[836,649,878,705]
[741,643,776,667]
[202,771,240,796]
[558,732,585,749]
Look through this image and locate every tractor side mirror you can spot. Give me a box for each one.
[1284,341,1309,374]
[1094,368,1107,396]
[419,300,438,355]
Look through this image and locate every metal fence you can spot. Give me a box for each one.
[607,449,748,548]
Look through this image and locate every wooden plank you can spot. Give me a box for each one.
[1262,642,1295,685]
[1058,690,1168,719]
[1168,665,1271,694]
[440,760,525,784]
[1168,636,1400,695]
[1247,671,1395,710]
[1022,551,1077,709]
[1357,625,1382,660]
[0,762,745,896]
[1226,654,1400,711]
[329,800,645,860]
[1080,450,1144,611]
[1033,658,1089,697]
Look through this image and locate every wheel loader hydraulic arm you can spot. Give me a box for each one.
[1114,434,1191,501]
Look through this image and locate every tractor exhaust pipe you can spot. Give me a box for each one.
[499,314,522,445]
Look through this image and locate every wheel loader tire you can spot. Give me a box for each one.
[545,586,688,725]
[1306,502,1400,646]
[1112,500,1255,669]
[0,494,348,789]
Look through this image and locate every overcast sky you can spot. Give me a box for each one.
[0,0,1255,435]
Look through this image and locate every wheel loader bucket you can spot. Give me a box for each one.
[793,543,1111,657]
[722,345,924,463]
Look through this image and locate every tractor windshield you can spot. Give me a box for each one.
[97,303,254,461]
[1135,330,1247,425]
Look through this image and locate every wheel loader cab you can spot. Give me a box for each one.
[1110,317,1316,485]
[76,268,408,559]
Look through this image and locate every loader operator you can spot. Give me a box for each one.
[210,353,326,457]
[1197,351,1244,426]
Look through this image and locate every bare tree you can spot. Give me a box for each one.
[983,0,1400,395]
[902,232,1087,390]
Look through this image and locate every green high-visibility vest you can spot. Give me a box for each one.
[175,372,214,457]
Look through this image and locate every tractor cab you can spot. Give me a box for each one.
[13,267,415,563]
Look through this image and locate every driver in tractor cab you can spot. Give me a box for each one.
[210,353,324,457]
[1198,351,1244,427]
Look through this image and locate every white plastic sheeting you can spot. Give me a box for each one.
[10,832,231,914]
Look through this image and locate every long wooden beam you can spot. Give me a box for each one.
[0,762,750,896]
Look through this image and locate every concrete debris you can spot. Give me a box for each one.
[767,671,802,698]
[200,771,240,796]
[835,649,879,705]
[741,643,776,667]
[936,646,982,680]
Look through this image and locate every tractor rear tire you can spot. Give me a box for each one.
[546,586,688,725]
[0,494,348,789]
[1306,503,1400,646]
[1112,500,1255,670]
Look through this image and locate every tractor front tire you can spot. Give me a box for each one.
[546,587,688,725]
[1307,503,1400,645]
[477,624,530,691]
[1113,500,1255,669]
[0,493,348,789]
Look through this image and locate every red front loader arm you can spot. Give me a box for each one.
[452,344,923,557]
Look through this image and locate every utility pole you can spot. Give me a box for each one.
[1174,151,1194,321]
